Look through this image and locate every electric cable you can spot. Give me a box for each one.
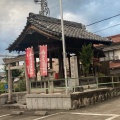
[93,23,120,33]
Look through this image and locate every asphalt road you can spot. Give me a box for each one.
[1,96,120,120]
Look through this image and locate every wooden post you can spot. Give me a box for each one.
[16,62,19,66]
[34,56,37,81]
[96,77,99,89]
[58,50,62,78]
[112,76,114,88]
[24,61,30,94]
[77,53,80,78]
[8,63,12,102]
[68,54,71,77]
[49,52,53,69]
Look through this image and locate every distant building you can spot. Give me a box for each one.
[96,34,120,75]
[0,72,6,82]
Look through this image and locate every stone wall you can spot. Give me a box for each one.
[26,94,71,110]
[0,92,26,107]
[26,87,120,110]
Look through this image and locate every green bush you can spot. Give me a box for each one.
[0,82,7,93]
[14,80,26,92]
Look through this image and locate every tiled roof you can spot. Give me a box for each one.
[27,13,111,43]
[94,34,120,48]
[7,13,112,52]
[109,62,120,69]
[108,34,120,43]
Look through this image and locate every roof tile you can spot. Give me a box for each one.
[28,13,111,43]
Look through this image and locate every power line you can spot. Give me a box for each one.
[0,4,31,30]
[0,4,34,5]
[93,23,120,33]
[0,28,22,30]
[63,0,73,11]
[86,13,120,27]
[50,0,73,17]
[49,0,70,9]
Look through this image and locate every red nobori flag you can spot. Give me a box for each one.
[25,48,30,77]
[25,47,36,78]
[39,45,47,76]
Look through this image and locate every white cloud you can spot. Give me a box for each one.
[58,12,87,25]
[0,0,120,61]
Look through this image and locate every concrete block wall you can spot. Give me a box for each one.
[0,93,26,107]
[26,94,72,110]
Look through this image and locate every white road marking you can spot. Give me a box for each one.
[68,112,118,116]
[33,112,120,120]
[105,115,120,120]
[33,112,62,120]
[0,114,10,118]
[64,112,120,120]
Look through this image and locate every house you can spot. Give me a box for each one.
[96,34,120,75]
[0,72,6,83]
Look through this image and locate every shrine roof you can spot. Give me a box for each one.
[7,13,112,52]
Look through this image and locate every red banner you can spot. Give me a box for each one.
[39,45,47,76]
[25,47,36,78]
[25,48,30,78]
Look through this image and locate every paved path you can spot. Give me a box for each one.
[0,96,120,120]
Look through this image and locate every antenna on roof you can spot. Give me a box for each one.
[34,0,50,16]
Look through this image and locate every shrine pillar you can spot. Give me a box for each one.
[24,61,30,94]
[49,52,53,69]
[8,63,12,102]
[58,50,64,78]
[68,54,71,77]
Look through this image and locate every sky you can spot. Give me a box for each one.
[0,0,120,70]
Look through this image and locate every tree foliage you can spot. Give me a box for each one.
[3,63,23,82]
[80,44,93,76]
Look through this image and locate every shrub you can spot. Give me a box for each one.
[14,80,26,92]
[0,82,7,93]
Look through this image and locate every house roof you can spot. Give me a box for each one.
[109,62,120,69]
[7,13,112,52]
[94,35,120,54]
[108,34,120,43]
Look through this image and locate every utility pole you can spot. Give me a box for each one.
[59,0,68,94]
[41,0,44,16]
[34,0,50,16]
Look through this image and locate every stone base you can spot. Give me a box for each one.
[26,94,71,110]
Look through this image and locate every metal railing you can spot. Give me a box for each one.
[30,76,120,93]
[1,76,120,94]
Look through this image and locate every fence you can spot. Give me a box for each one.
[1,76,120,94]
[0,80,26,94]
[30,76,120,93]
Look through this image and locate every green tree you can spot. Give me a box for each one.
[3,65,8,82]
[3,63,23,82]
[80,44,93,76]
[12,63,22,77]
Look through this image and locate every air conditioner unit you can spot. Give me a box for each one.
[114,56,119,60]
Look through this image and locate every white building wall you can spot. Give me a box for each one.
[114,49,120,59]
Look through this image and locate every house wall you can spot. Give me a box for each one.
[100,46,120,61]
[114,49,120,59]
[98,42,120,75]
